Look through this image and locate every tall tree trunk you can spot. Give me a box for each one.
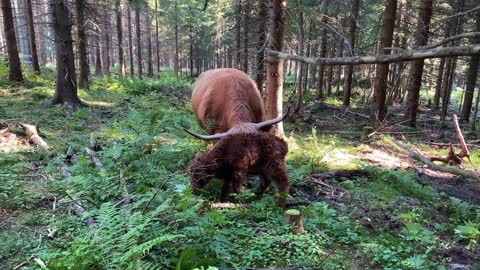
[1,0,23,81]
[127,5,134,78]
[472,83,480,130]
[460,17,480,122]
[235,0,241,69]
[116,0,125,78]
[255,0,267,91]
[95,33,102,76]
[155,0,160,75]
[189,11,194,77]
[433,57,445,108]
[266,0,287,136]
[146,9,153,77]
[26,0,40,73]
[103,8,111,75]
[174,1,179,77]
[76,0,88,87]
[242,0,250,72]
[316,0,329,99]
[50,0,81,105]
[135,6,142,78]
[371,0,397,125]
[404,0,433,127]
[342,0,359,107]
[294,0,304,113]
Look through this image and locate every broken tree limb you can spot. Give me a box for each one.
[429,115,471,165]
[85,148,103,169]
[453,115,471,162]
[266,44,480,66]
[391,138,480,180]
[424,32,480,49]
[19,123,49,150]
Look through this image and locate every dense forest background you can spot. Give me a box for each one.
[1,0,480,269]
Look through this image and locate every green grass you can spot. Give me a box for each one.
[1,65,479,269]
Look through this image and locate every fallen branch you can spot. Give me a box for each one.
[19,123,49,150]
[310,169,370,182]
[323,104,369,118]
[66,146,75,163]
[266,44,480,66]
[85,148,103,169]
[391,138,480,180]
[424,32,480,49]
[429,114,471,165]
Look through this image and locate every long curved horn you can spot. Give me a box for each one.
[254,107,291,130]
[183,129,227,140]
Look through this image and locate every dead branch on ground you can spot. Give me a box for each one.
[391,138,480,180]
[429,115,471,165]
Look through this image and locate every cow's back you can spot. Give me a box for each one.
[192,68,264,134]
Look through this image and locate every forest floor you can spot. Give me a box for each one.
[1,69,480,270]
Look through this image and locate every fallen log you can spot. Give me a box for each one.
[391,138,480,180]
[19,123,49,150]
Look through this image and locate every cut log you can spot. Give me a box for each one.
[284,209,305,234]
[391,138,480,180]
[19,123,49,150]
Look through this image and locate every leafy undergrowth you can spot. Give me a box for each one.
[1,68,479,269]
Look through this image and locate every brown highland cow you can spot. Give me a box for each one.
[187,132,290,208]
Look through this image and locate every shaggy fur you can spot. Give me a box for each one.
[191,68,265,134]
[187,132,290,208]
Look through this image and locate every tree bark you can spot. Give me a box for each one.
[266,0,287,136]
[1,0,23,81]
[174,1,179,77]
[235,0,241,69]
[371,0,397,125]
[103,8,111,76]
[146,9,153,77]
[242,0,250,72]
[343,0,359,107]
[155,0,160,75]
[95,32,102,76]
[316,0,329,99]
[127,5,134,78]
[254,0,267,92]
[76,0,88,87]
[50,0,81,106]
[404,0,433,127]
[294,0,304,113]
[433,57,445,108]
[460,17,480,122]
[135,6,142,79]
[26,0,40,74]
[116,0,125,78]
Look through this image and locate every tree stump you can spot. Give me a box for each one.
[285,209,305,234]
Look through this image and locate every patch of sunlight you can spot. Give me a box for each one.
[83,99,115,107]
[322,148,359,169]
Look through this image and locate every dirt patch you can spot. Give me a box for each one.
[416,170,480,205]
[440,245,480,270]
